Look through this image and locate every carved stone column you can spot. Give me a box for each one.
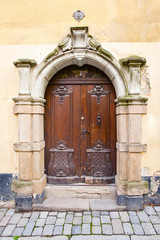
[12,59,46,211]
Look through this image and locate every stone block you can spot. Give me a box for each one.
[32,114,44,142]
[15,195,32,212]
[126,196,143,210]
[116,114,127,143]
[33,150,44,179]
[18,114,32,142]
[33,189,45,204]
[33,174,46,194]
[19,152,33,181]
[128,153,141,182]
[128,114,141,144]
[12,179,33,195]
[116,152,128,181]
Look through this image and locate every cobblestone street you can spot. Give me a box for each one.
[1,206,160,239]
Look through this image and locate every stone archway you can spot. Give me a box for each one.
[12,27,148,211]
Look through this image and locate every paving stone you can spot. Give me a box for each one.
[132,223,144,235]
[46,216,56,224]
[131,236,160,240]
[30,212,40,222]
[83,211,91,215]
[49,211,58,216]
[0,216,11,226]
[82,224,90,234]
[42,224,54,236]
[23,212,31,218]
[123,222,133,235]
[137,211,150,222]
[5,209,15,217]
[83,215,91,224]
[154,224,160,234]
[92,217,100,225]
[92,226,101,234]
[39,211,49,219]
[57,212,66,218]
[92,211,100,217]
[141,222,156,235]
[110,212,119,219]
[36,218,46,227]
[75,212,82,217]
[72,225,81,235]
[144,206,156,215]
[128,211,136,216]
[63,224,72,235]
[55,217,65,225]
[101,216,111,224]
[150,215,160,224]
[71,236,130,240]
[22,221,35,236]
[32,227,43,236]
[154,206,160,212]
[0,226,4,235]
[1,225,16,236]
[73,216,82,225]
[17,217,29,227]
[12,227,24,236]
[130,214,140,224]
[9,213,22,224]
[119,211,129,222]
[112,219,124,234]
[0,212,5,221]
[54,226,63,235]
[102,224,113,234]
[65,214,73,223]
[101,211,109,216]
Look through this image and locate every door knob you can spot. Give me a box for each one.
[82,129,90,136]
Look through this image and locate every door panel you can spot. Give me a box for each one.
[44,65,116,184]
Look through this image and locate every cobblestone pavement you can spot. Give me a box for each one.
[1,206,160,239]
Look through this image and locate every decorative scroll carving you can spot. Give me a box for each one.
[53,86,71,104]
[44,27,114,62]
[85,141,112,177]
[89,85,107,104]
[48,141,75,177]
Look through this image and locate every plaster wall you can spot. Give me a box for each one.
[0,43,159,176]
[0,0,160,44]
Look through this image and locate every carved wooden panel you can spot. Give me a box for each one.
[85,141,112,177]
[48,141,75,177]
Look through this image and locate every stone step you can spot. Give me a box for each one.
[33,198,126,211]
[45,184,116,199]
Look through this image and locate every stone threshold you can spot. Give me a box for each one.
[45,184,116,199]
[33,198,126,212]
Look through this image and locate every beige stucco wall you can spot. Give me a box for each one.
[0,43,160,176]
[0,0,160,44]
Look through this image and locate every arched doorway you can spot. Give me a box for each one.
[44,65,116,184]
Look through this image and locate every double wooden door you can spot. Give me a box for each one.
[45,65,116,184]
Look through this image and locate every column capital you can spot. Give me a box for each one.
[120,56,146,67]
[13,58,37,68]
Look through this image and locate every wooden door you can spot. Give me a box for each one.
[44,65,116,184]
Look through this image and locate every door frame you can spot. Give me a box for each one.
[13,26,148,211]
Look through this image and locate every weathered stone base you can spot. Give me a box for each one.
[117,192,143,210]
[33,189,45,204]
[0,174,16,201]
[15,195,32,212]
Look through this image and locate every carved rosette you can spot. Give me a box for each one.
[48,140,75,177]
[89,85,108,104]
[85,141,112,177]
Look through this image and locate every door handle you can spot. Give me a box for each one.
[97,113,101,126]
[82,129,90,136]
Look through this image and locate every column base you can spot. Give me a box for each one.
[116,192,143,210]
[33,189,45,204]
[15,195,32,212]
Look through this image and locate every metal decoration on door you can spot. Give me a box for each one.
[85,141,112,177]
[48,140,75,177]
[88,85,108,104]
[53,85,72,105]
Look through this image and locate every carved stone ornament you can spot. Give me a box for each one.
[44,27,114,62]
[48,141,75,177]
[85,141,112,177]
[73,10,85,22]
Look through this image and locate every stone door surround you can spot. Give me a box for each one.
[12,26,148,211]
